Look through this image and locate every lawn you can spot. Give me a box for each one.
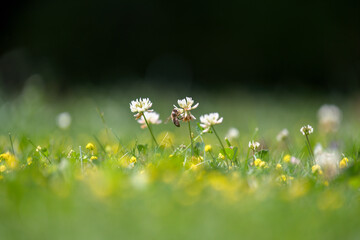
[0,83,360,240]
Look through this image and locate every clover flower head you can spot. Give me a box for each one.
[173,97,199,122]
[199,113,223,132]
[300,125,313,136]
[318,104,342,133]
[130,98,153,119]
[276,128,289,142]
[56,112,72,130]
[290,156,301,165]
[226,127,240,141]
[314,146,340,179]
[249,141,260,151]
[137,111,162,129]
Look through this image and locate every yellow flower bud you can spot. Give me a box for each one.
[130,156,137,164]
[86,143,95,151]
[205,145,212,152]
[283,154,291,163]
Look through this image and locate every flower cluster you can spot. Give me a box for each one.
[130,98,153,119]
[173,97,199,122]
[199,113,223,133]
[249,141,260,151]
[300,125,313,136]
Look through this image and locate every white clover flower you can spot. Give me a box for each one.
[249,141,260,151]
[300,125,313,136]
[129,98,153,119]
[173,97,199,122]
[290,156,300,165]
[137,111,162,129]
[56,112,72,130]
[276,128,289,142]
[317,104,342,133]
[314,143,340,179]
[226,127,240,141]
[199,113,223,132]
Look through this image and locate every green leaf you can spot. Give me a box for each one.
[258,149,269,161]
[221,147,238,161]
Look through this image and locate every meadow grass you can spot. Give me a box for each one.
[0,84,360,239]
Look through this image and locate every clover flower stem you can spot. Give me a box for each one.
[188,121,194,156]
[305,134,314,160]
[143,113,159,147]
[211,126,230,160]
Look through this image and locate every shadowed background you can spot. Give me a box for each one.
[0,0,360,94]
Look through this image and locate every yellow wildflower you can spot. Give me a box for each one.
[0,152,10,161]
[27,157,33,165]
[312,164,323,175]
[0,165,6,173]
[259,161,266,168]
[218,153,225,160]
[169,154,174,158]
[254,158,262,167]
[283,154,291,163]
[0,152,18,169]
[86,143,95,151]
[276,163,282,170]
[205,145,212,152]
[90,156,98,161]
[339,158,348,169]
[130,156,137,164]
[280,175,287,182]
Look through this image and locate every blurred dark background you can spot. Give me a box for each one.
[1,0,360,93]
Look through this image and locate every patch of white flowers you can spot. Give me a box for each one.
[173,97,199,122]
[137,112,162,129]
[300,125,313,136]
[199,113,223,133]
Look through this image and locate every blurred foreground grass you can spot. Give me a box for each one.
[0,82,360,239]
